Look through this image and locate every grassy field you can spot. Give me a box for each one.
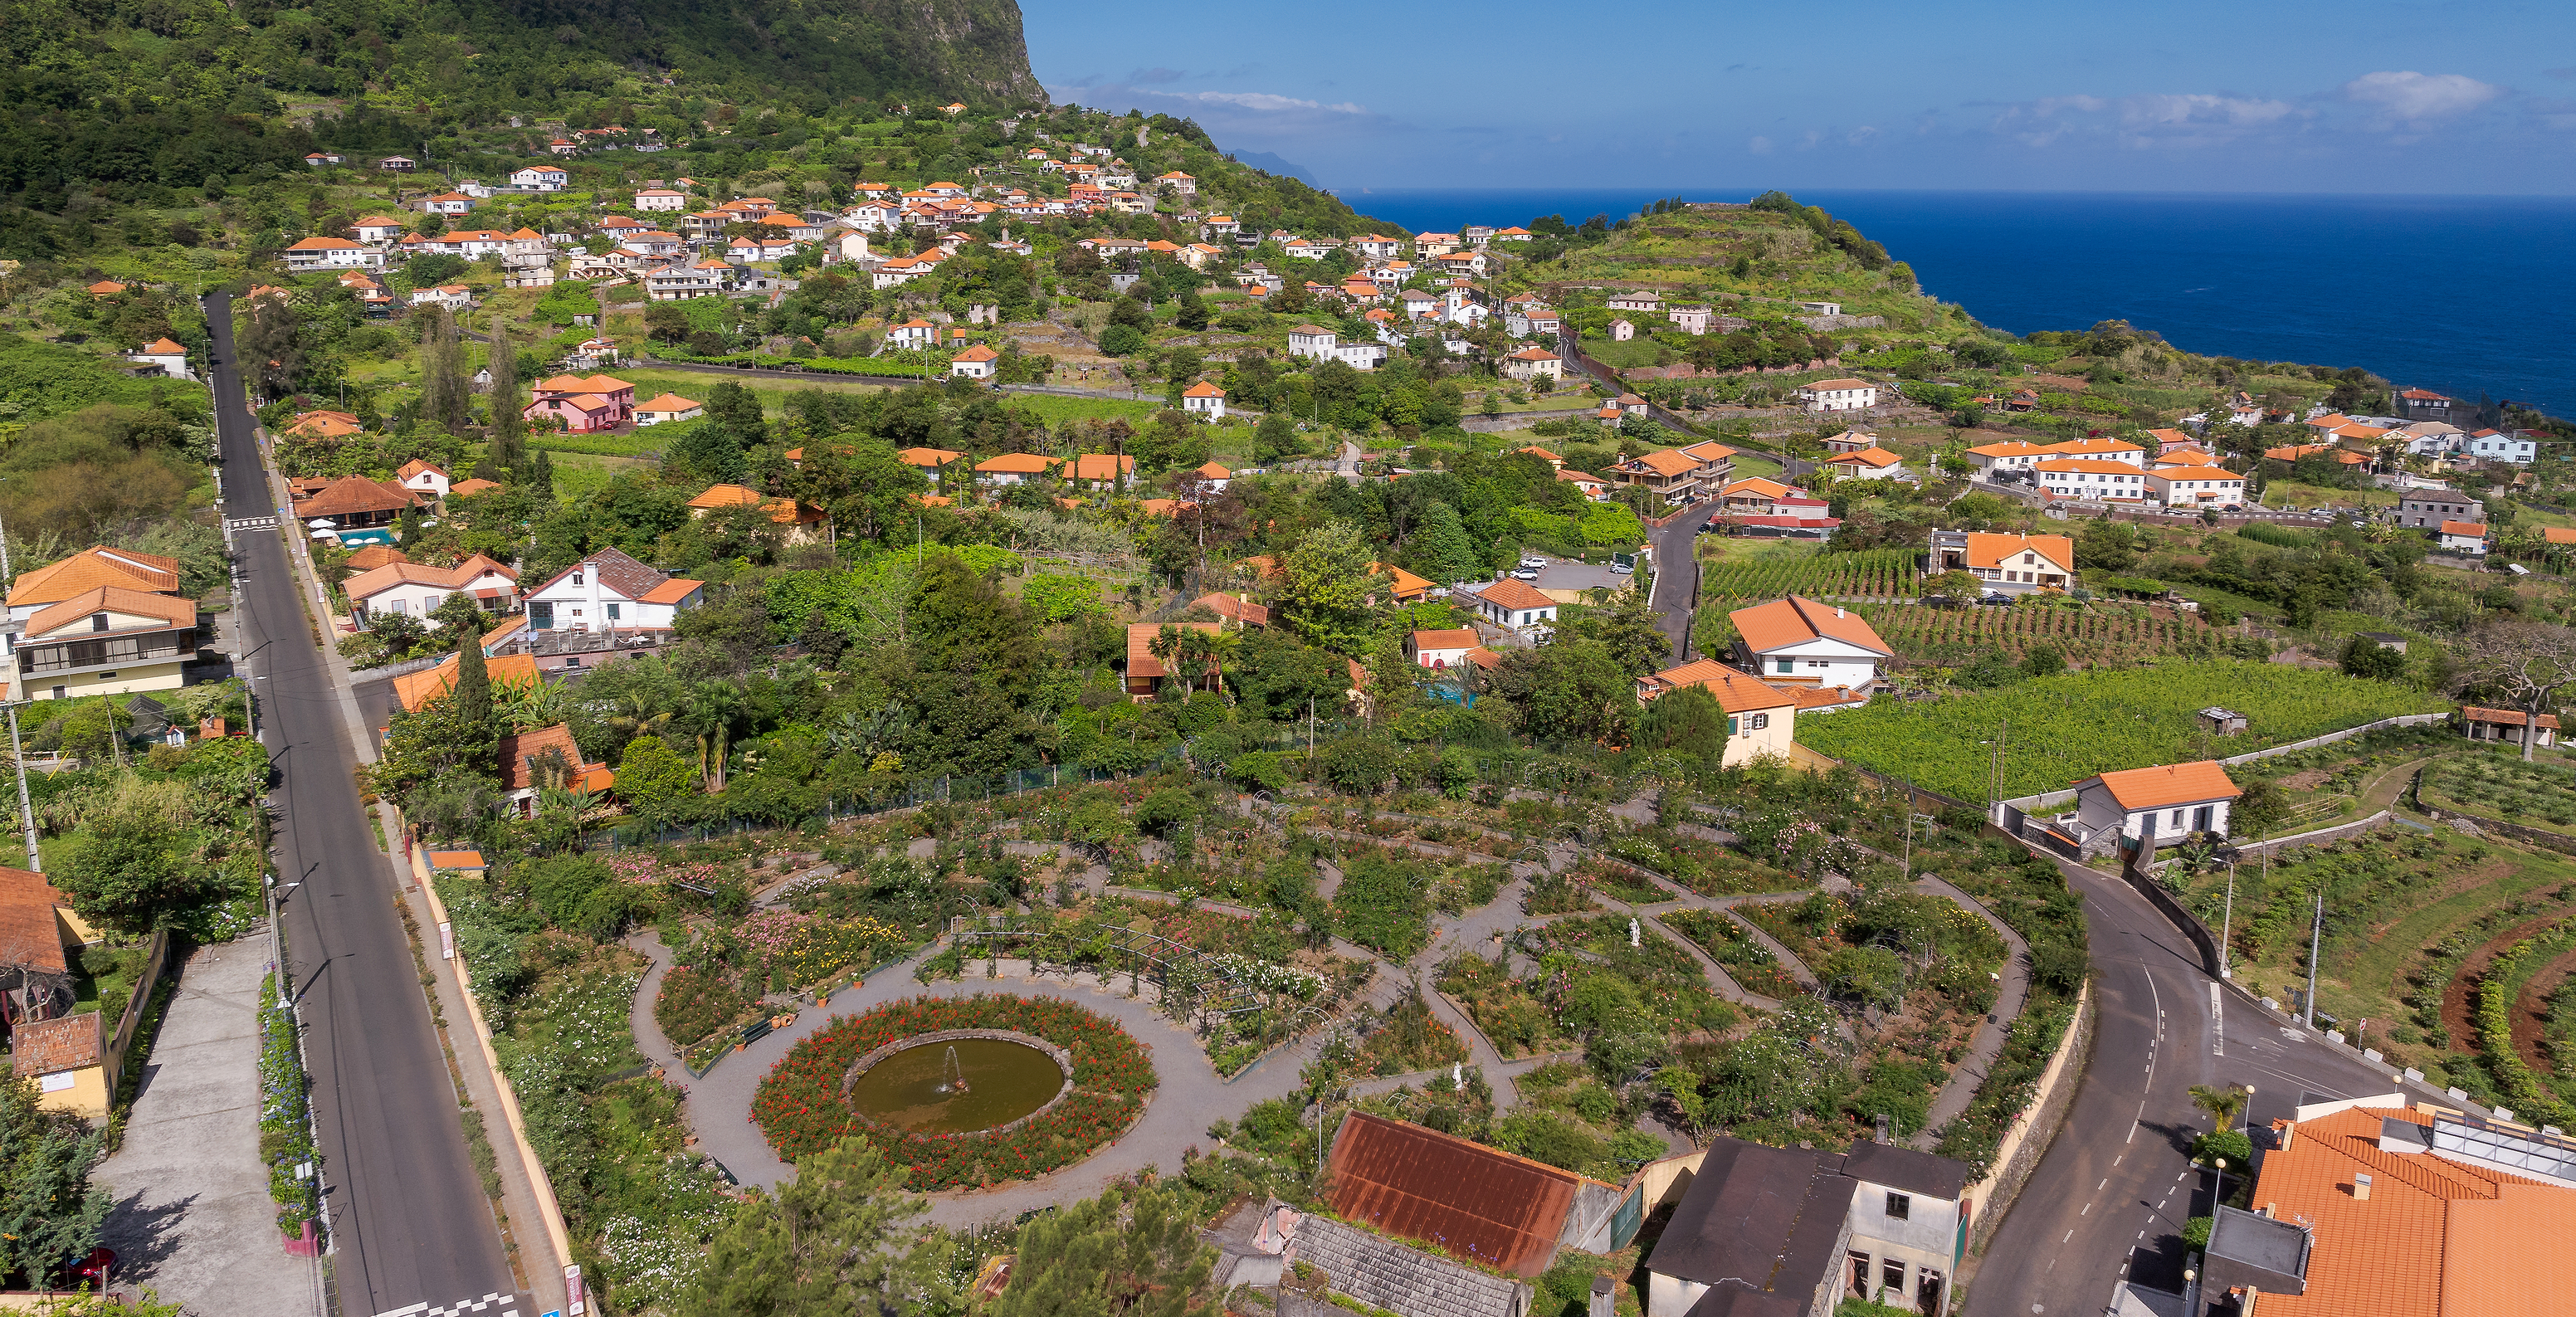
[547,452,653,501]
[2261,479,2398,510]
[2420,749,2576,834]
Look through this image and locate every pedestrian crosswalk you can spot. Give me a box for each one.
[226,515,280,531]
[372,1295,521,1317]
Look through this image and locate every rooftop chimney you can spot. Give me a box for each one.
[2353,1173,2373,1201]
[1837,606,1846,618]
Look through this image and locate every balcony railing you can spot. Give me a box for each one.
[20,632,193,675]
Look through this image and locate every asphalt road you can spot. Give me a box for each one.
[1647,511,1701,664]
[1965,857,2407,1317]
[205,293,521,1317]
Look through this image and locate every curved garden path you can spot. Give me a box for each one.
[627,788,2037,1207]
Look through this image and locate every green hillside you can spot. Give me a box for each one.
[0,0,1039,214]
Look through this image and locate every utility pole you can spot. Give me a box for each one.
[4,705,38,871]
[2304,888,2323,1030]
[2219,861,2237,979]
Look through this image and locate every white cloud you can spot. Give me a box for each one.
[2339,71,2502,123]
[2119,94,2293,128]
[1173,90,1373,115]
[1748,135,1772,154]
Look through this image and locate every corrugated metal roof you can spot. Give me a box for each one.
[1326,1111,1583,1278]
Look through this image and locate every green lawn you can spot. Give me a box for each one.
[548,452,653,502]
[2261,480,2397,510]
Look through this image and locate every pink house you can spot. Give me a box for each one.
[523,373,635,432]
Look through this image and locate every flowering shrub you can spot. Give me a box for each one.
[654,966,750,1049]
[737,910,905,991]
[752,994,1156,1189]
[257,975,319,1237]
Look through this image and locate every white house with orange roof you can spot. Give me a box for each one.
[632,188,687,212]
[284,236,383,271]
[2035,457,2149,501]
[974,453,1056,488]
[1729,595,1892,696]
[1822,446,1909,482]
[1927,529,2076,594]
[1457,577,1559,632]
[396,460,451,499]
[523,373,634,432]
[353,215,407,244]
[635,394,704,426]
[1796,378,1877,412]
[2141,461,2247,508]
[885,319,938,348]
[2069,761,2239,852]
[949,344,1000,380]
[421,192,476,217]
[510,166,568,191]
[1181,381,1227,419]
[1501,346,1562,383]
[125,337,191,379]
[2041,436,2146,466]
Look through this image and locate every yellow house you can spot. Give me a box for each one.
[15,585,198,701]
[12,1013,109,1120]
[1637,659,1797,766]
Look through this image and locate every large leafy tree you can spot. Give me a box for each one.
[0,1076,110,1288]
[53,801,211,934]
[991,1183,1217,1317]
[685,1138,948,1317]
[2450,619,2576,761]
[1276,519,1387,655]
[1482,638,1638,746]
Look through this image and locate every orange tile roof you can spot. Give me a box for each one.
[1959,532,2074,572]
[344,546,410,572]
[1411,628,1481,651]
[1803,378,1871,391]
[1730,595,1891,658]
[1059,453,1136,481]
[1193,461,1232,478]
[1967,440,2051,457]
[1627,450,1699,477]
[1328,1112,1591,1280]
[2439,520,2487,538]
[12,1013,101,1077]
[7,548,179,608]
[637,577,703,606]
[1125,621,1223,680]
[1678,440,1738,464]
[2043,437,2144,456]
[687,483,765,510]
[897,446,965,467]
[1827,446,1903,468]
[0,867,74,977]
[343,554,517,601]
[393,652,544,713]
[497,724,593,793]
[2084,760,2240,810]
[24,584,195,637]
[1642,659,1795,711]
[976,453,1055,475]
[1183,381,1226,398]
[1472,578,1554,611]
[636,393,700,414]
[2463,706,2559,729]
[1721,477,1798,500]
[953,344,999,363]
[1372,563,1433,600]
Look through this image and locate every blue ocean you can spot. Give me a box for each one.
[1339,188,2576,420]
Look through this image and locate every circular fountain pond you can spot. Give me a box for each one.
[842,1034,1072,1134]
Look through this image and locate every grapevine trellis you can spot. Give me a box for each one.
[1700,548,1922,602]
[1852,602,2202,665]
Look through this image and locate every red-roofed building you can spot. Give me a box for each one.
[1635,660,1799,765]
[1460,578,1557,631]
[2070,761,2240,853]
[2462,705,2556,749]
[1729,596,1891,696]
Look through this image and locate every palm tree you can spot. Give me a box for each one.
[682,682,746,793]
[2188,1083,2248,1131]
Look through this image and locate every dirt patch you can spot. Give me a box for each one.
[2515,945,2576,1074]
[2279,768,2333,792]
[2442,914,2574,1053]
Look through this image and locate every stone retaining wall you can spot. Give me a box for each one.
[1964,982,2093,1259]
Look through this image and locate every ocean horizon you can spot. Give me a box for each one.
[1336,188,2576,420]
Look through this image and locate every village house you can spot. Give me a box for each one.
[409,284,473,310]
[685,485,829,544]
[1286,325,1338,363]
[345,554,520,627]
[1608,448,1702,504]
[949,344,1000,380]
[352,216,408,244]
[632,188,686,212]
[973,453,1055,488]
[2035,457,2149,501]
[1500,346,1562,383]
[1928,529,2076,594]
[494,724,613,817]
[2140,462,2247,508]
[283,236,385,271]
[293,475,419,534]
[125,337,190,379]
[1122,622,1224,699]
[1730,595,1892,696]
[305,151,342,167]
[634,393,704,426]
[13,586,200,702]
[521,546,702,633]
[510,166,568,191]
[1456,577,1558,632]
[1797,378,1879,412]
[1643,1134,1973,1315]
[2068,760,2239,854]
[397,460,451,499]
[2467,429,2539,463]
[1181,381,1227,419]
[1404,628,1483,671]
[524,373,635,433]
[1963,440,2052,479]
[1635,661,1798,766]
[2438,519,2489,554]
[1824,446,1910,482]
[2397,491,2481,527]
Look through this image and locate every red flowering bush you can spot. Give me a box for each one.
[751,994,1156,1189]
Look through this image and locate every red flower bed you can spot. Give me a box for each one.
[750,994,1156,1189]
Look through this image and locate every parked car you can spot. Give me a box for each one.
[1511,568,1539,580]
[1979,593,2014,606]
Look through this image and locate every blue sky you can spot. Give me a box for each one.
[1024,0,2576,192]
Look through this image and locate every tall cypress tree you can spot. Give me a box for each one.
[486,319,525,476]
[452,632,493,734]
[420,310,470,433]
